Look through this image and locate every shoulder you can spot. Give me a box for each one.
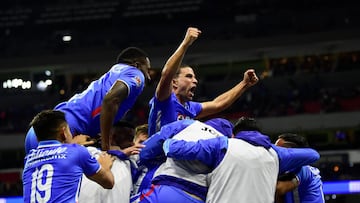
[111,64,143,76]
[188,100,202,106]
[162,119,196,133]
[64,143,90,154]
[153,93,174,103]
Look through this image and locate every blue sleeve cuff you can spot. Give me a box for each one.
[107,150,128,160]
[163,139,172,155]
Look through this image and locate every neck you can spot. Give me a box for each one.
[175,94,186,106]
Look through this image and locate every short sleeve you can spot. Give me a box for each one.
[77,145,101,176]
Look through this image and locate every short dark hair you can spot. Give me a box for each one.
[232,117,260,135]
[111,120,136,148]
[278,133,309,148]
[30,110,67,141]
[116,47,148,65]
[174,64,192,78]
[113,120,135,130]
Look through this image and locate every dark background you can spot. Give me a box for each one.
[0,0,360,202]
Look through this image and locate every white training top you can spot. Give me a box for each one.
[78,147,132,203]
[206,138,279,203]
[154,121,224,188]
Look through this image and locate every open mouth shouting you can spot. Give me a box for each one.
[189,85,196,98]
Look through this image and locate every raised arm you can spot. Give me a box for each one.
[197,69,259,119]
[156,27,201,101]
[101,81,129,150]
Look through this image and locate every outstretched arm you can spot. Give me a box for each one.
[139,120,194,162]
[163,136,228,169]
[197,69,259,119]
[273,145,320,174]
[156,27,201,101]
[101,81,129,151]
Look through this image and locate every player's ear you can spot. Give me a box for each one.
[59,126,67,142]
[134,62,140,68]
[60,125,72,143]
[172,78,178,87]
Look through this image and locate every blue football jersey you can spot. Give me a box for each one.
[23,140,100,203]
[55,64,145,137]
[148,92,202,136]
[284,165,324,203]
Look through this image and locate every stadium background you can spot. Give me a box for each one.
[0,0,359,202]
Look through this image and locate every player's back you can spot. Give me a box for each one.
[206,138,279,203]
[55,64,144,137]
[23,141,100,203]
[79,147,132,203]
[297,165,325,203]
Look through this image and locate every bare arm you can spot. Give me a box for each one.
[101,80,129,151]
[197,69,259,118]
[87,153,115,189]
[71,134,95,146]
[275,177,299,202]
[156,27,201,101]
[120,143,146,156]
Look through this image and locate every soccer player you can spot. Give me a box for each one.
[25,47,152,153]
[22,110,114,203]
[163,117,320,203]
[134,124,149,145]
[133,118,233,203]
[275,133,325,203]
[79,120,143,203]
[148,27,259,135]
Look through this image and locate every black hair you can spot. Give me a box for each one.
[232,116,260,135]
[174,64,192,78]
[30,110,67,141]
[113,120,135,130]
[111,120,136,148]
[116,47,148,65]
[278,133,309,148]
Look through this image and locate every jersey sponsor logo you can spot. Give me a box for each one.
[26,147,68,167]
[200,126,220,137]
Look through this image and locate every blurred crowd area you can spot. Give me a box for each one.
[0,50,359,203]
[0,0,360,200]
[1,50,359,135]
[1,0,359,58]
[1,50,360,197]
[0,169,23,197]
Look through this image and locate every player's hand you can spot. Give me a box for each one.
[183,27,202,46]
[243,69,259,87]
[98,152,115,170]
[121,143,146,157]
[72,134,96,146]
